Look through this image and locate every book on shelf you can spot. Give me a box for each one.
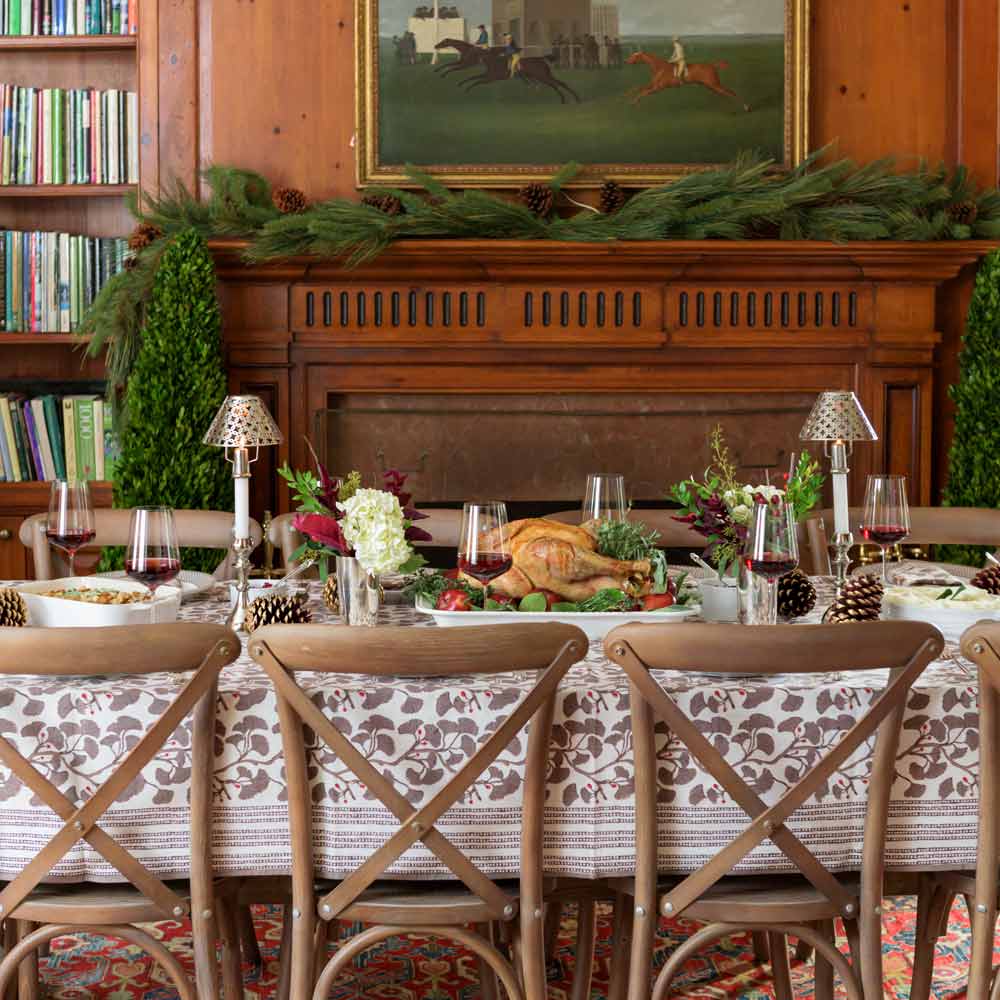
[0,83,138,185]
[0,0,136,35]
[1,229,126,332]
[0,391,111,482]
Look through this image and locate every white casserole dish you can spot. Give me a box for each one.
[17,576,182,627]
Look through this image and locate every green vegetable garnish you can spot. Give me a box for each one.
[595,519,671,595]
[518,593,548,613]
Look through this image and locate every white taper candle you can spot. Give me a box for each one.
[235,474,250,542]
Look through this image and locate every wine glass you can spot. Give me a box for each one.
[583,473,627,525]
[458,502,511,603]
[125,506,181,592]
[46,480,95,578]
[860,474,910,586]
[745,495,799,625]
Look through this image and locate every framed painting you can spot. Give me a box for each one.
[356,0,809,187]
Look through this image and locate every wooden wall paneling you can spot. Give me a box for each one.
[138,0,161,195]
[958,0,1000,184]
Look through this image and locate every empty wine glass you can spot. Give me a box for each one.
[860,474,910,586]
[46,480,95,578]
[125,506,181,592]
[458,502,511,604]
[745,495,799,625]
[583,474,627,525]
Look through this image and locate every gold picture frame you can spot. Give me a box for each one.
[356,0,809,188]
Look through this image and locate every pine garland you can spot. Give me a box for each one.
[85,149,1000,416]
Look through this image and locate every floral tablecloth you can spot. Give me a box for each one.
[0,579,979,883]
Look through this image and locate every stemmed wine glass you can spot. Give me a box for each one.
[458,502,511,604]
[125,506,181,592]
[745,495,799,625]
[860,474,910,586]
[583,474,627,525]
[46,480,95,578]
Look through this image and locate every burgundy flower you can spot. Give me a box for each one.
[292,513,351,555]
[404,505,429,522]
[405,524,433,543]
[382,469,412,508]
[316,462,342,511]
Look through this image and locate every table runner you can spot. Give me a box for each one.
[0,579,979,882]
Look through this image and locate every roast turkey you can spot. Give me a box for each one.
[459,517,653,602]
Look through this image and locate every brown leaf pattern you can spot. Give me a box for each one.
[0,579,979,881]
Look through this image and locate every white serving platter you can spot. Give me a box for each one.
[882,584,1000,644]
[18,576,181,627]
[415,597,699,640]
[99,569,215,602]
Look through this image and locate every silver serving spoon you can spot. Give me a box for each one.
[690,552,736,585]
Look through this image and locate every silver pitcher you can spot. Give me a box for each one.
[336,556,381,627]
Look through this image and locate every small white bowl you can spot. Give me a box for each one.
[698,579,739,622]
[18,576,181,628]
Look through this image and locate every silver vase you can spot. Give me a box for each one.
[336,556,381,627]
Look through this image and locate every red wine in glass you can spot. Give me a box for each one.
[124,551,181,588]
[457,553,513,583]
[47,479,95,577]
[860,524,909,545]
[747,554,798,580]
[45,527,96,553]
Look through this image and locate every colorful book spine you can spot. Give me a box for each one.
[74,395,95,480]
[61,395,77,481]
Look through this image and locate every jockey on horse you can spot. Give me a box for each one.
[668,36,688,81]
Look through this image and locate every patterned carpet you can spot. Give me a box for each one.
[28,897,987,998]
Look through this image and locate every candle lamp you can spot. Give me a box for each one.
[204,395,283,629]
[799,391,877,595]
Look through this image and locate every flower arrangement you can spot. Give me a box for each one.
[668,426,824,576]
[278,460,430,578]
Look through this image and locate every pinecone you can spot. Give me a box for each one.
[361,193,405,216]
[322,574,339,614]
[0,588,27,628]
[519,182,555,218]
[971,564,1000,595]
[245,592,312,633]
[824,576,884,623]
[272,186,308,215]
[127,222,162,252]
[598,180,626,214]
[777,569,817,620]
[948,199,979,225]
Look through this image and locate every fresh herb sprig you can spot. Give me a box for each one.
[595,519,671,594]
[406,570,483,607]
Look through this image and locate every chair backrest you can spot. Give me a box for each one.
[19,508,262,581]
[0,623,239,924]
[604,620,942,927]
[249,622,587,927]
[806,506,1000,575]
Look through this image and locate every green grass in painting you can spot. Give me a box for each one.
[378,34,784,166]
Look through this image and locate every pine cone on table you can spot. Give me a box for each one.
[519,182,555,218]
[777,569,817,620]
[948,199,979,226]
[0,588,27,627]
[322,574,339,614]
[971,564,1000,595]
[245,592,312,633]
[824,576,884,623]
[127,222,163,252]
[272,186,308,215]
[598,180,627,214]
[361,193,405,216]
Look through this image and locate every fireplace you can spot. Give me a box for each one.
[211,238,990,522]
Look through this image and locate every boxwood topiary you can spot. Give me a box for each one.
[939,248,1000,568]
[100,228,232,574]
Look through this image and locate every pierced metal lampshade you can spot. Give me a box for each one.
[799,391,878,443]
[203,395,283,449]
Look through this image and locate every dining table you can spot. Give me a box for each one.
[0,577,980,886]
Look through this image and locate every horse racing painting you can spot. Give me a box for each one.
[356,0,808,186]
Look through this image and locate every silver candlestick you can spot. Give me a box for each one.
[227,535,255,630]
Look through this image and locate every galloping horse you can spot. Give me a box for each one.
[433,38,504,78]
[434,39,581,103]
[625,51,751,110]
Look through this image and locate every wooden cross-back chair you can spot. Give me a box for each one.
[19,508,262,581]
[603,620,943,1000]
[249,621,588,1000]
[0,623,241,1000]
[911,620,1000,1000]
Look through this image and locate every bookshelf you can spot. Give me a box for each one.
[0,5,148,578]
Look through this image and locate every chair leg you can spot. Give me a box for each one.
[910,876,953,1000]
[570,900,596,1000]
[274,905,294,1000]
[843,917,862,984]
[544,900,563,963]
[15,922,40,1000]
[475,923,501,1000]
[814,919,835,1000]
[794,936,814,963]
[607,893,634,1000]
[1,922,16,1000]
[767,932,793,1000]
[236,904,262,968]
[216,898,245,1000]
[751,930,770,963]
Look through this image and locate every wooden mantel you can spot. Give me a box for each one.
[210,239,996,519]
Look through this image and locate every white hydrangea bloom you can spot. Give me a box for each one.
[338,488,413,576]
[723,484,786,520]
